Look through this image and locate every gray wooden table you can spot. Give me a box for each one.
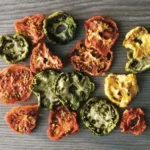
[0,0,150,149]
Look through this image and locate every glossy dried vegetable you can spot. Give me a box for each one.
[30,42,63,73]
[85,16,119,55]
[0,64,33,104]
[54,72,95,110]
[43,11,77,44]
[68,40,113,75]
[80,97,119,136]
[30,70,61,109]
[123,26,150,73]
[15,14,45,45]
[47,106,79,140]
[120,108,146,135]
[5,105,39,134]
[0,34,29,64]
[105,74,139,107]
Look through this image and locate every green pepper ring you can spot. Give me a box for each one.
[80,97,119,136]
[54,72,95,110]
[30,70,61,109]
[43,11,77,44]
[0,34,29,64]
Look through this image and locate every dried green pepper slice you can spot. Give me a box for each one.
[43,11,77,44]
[80,97,119,136]
[123,26,150,73]
[0,34,29,64]
[30,70,61,109]
[54,72,95,110]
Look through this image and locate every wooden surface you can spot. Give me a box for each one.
[0,0,150,149]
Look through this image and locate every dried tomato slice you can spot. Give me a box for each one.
[0,64,33,104]
[85,16,119,55]
[80,97,119,136]
[14,14,45,45]
[30,70,61,109]
[120,108,146,135]
[43,11,77,44]
[30,42,63,73]
[54,72,95,110]
[68,40,113,75]
[0,34,29,64]
[123,26,150,73]
[47,106,79,140]
[5,105,39,134]
[104,74,139,107]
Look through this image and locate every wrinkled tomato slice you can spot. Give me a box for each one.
[104,74,139,107]
[80,98,119,136]
[68,40,113,75]
[47,106,79,140]
[54,72,95,110]
[30,42,63,73]
[0,64,33,104]
[43,11,77,44]
[0,34,29,64]
[85,16,119,55]
[120,108,146,135]
[14,14,45,45]
[5,105,39,134]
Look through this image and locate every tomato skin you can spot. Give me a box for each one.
[5,105,39,134]
[0,64,33,104]
[85,16,119,55]
[14,14,45,45]
[47,106,79,140]
[30,42,63,74]
[120,108,146,135]
[69,40,113,76]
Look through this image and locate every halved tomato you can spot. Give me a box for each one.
[0,64,33,104]
[5,105,39,134]
[85,16,119,55]
[14,14,45,45]
[68,40,113,75]
[30,42,63,73]
[120,108,146,135]
[47,106,79,140]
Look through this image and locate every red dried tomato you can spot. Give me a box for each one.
[0,64,33,104]
[47,106,79,140]
[68,40,113,75]
[120,108,146,135]
[5,105,39,134]
[14,14,45,45]
[30,42,63,73]
[85,16,119,55]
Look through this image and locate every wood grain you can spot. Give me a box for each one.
[0,0,150,150]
